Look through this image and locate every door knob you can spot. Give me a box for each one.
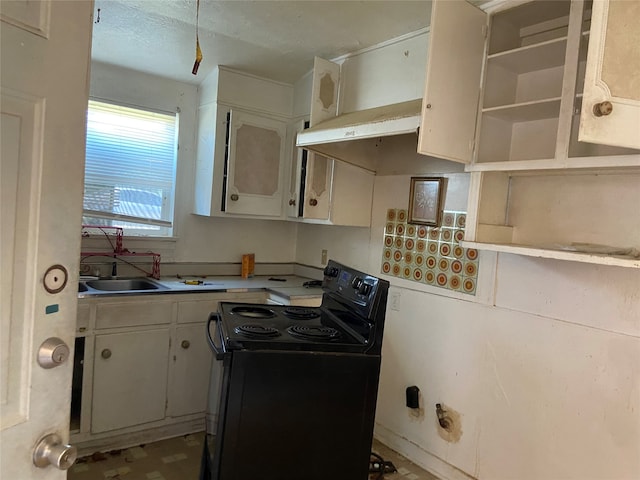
[593,101,613,117]
[37,337,70,369]
[181,340,190,349]
[309,198,318,206]
[101,348,112,359]
[230,193,239,201]
[33,433,77,470]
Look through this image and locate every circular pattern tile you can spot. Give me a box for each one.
[398,210,407,222]
[393,250,403,262]
[392,264,401,276]
[440,243,451,257]
[405,238,415,250]
[382,262,391,274]
[438,258,450,272]
[416,240,426,252]
[387,209,397,222]
[404,252,413,264]
[466,248,478,261]
[385,223,395,234]
[463,278,476,293]
[425,271,436,284]
[414,254,424,267]
[464,262,477,276]
[383,249,392,260]
[451,260,463,274]
[417,226,428,238]
[436,273,448,286]
[426,256,437,269]
[413,268,423,282]
[403,266,411,279]
[406,225,416,237]
[384,236,394,248]
[396,224,405,236]
[449,275,461,290]
[443,212,454,227]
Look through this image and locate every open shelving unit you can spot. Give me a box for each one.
[462,0,640,268]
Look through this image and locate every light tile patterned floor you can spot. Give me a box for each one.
[68,433,439,480]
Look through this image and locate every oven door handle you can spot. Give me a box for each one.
[207,312,227,360]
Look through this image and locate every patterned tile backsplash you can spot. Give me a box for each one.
[381,209,479,295]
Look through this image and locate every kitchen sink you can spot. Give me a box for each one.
[78,283,88,292]
[84,278,163,292]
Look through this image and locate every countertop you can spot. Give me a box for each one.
[78,275,324,300]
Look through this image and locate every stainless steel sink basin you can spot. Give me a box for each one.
[78,283,88,292]
[85,278,161,291]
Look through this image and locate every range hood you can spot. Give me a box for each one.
[296,99,423,172]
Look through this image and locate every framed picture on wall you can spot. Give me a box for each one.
[408,177,446,226]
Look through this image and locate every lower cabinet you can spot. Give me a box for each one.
[72,290,297,453]
[166,323,213,418]
[92,329,170,433]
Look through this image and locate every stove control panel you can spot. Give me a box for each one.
[322,260,388,320]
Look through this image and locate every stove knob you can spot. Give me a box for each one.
[351,277,363,289]
[323,266,338,277]
[358,283,371,296]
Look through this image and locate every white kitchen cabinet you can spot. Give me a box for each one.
[224,110,287,216]
[579,0,640,150]
[194,67,293,219]
[288,59,375,227]
[420,0,639,170]
[419,0,640,268]
[91,329,170,433]
[287,141,374,226]
[417,0,486,163]
[167,323,212,418]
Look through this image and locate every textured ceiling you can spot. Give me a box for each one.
[91,0,432,85]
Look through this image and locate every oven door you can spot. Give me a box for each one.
[213,349,381,480]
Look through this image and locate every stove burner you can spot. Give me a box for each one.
[287,325,340,341]
[234,324,281,338]
[230,306,276,318]
[282,307,320,320]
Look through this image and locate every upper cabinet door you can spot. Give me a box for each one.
[579,0,640,150]
[310,57,340,126]
[418,0,486,163]
[225,110,286,217]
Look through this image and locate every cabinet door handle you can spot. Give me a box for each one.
[593,101,613,117]
[101,349,112,359]
[425,103,432,109]
[309,198,318,206]
[230,193,239,201]
[289,199,296,206]
[181,340,190,349]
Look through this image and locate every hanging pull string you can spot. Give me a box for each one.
[192,0,203,75]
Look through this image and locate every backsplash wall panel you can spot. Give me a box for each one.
[381,208,478,294]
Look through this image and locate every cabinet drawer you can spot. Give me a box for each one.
[96,300,173,329]
[177,295,233,324]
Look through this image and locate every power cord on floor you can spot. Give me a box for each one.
[369,452,397,479]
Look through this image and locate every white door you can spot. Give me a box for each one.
[1,1,93,478]
[579,0,640,150]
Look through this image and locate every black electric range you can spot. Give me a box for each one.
[203,260,390,480]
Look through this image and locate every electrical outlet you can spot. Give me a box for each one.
[390,291,401,311]
[321,249,328,265]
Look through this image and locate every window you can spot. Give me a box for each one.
[83,100,178,236]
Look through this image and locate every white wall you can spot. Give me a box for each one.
[295,169,640,480]
[88,62,297,265]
